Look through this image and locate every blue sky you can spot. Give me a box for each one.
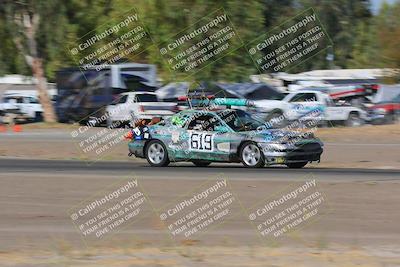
[371,0,398,14]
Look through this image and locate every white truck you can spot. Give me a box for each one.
[252,90,367,127]
[0,93,43,122]
[105,92,177,128]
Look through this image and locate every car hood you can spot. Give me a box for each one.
[244,129,318,144]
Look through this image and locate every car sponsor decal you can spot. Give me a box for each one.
[216,142,230,152]
[189,132,214,152]
[171,131,180,143]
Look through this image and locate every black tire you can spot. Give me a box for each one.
[192,160,211,167]
[107,118,118,129]
[145,140,170,167]
[286,162,308,168]
[385,113,400,124]
[394,112,400,124]
[345,113,364,127]
[34,112,43,122]
[239,142,265,168]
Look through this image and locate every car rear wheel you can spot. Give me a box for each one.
[106,118,114,128]
[240,142,265,168]
[345,113,363,127]
[145,140,170,167]
[286,162,308,168]
[386,113,400,124]
[192,160,211,167]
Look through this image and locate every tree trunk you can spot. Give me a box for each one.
[31,58,57,122]
[12,10,58,123]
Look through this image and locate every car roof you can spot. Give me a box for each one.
[178,108,234,116]
[121,91,156,95]
[4,93,36,98]
[290,90,330,97]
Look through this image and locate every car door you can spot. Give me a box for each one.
[288,93,325,121]
[13,97,27,116]
[185,113,217,161]
[324,96,346,121]
[27,97,42,118]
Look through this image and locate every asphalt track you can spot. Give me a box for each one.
[1,158,400,250]
[1,158,399,181]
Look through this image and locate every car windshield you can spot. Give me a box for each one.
[116,95,128,104]
[245,87,285,100]
[136,94,158,102]
[217,109,265,132]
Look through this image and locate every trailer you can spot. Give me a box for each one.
[55,63,158,124]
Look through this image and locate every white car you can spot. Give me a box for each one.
[253,90,367,127]
[105,92,177,127]
[0,94,43,122]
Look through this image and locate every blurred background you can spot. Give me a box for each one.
[0,0,399,127]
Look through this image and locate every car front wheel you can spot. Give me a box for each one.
[145,140,170,167]
[240,142,265,168]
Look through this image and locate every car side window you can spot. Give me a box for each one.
[187,114,218,131]
[290,93,317,102]
[29,97,39,104]
[117,95,128,104]
[324,97,334,107]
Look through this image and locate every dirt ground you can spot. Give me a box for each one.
[1,246,399,267]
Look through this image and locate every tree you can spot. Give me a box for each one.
[3,1,57,122]
[293,0,372,71]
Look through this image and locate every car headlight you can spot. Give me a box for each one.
[373,108,387,115]
[259,143,288,151]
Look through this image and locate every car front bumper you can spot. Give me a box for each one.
[260,142,323,164]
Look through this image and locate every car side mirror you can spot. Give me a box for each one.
[215,125,229,133]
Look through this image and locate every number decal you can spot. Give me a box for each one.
[189,132,214,151]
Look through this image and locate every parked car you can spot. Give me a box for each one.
[252,90,367,127]
[105,92,177,128]
[368,93,400,124]
[0,93,43,122]
[55,63,158,124]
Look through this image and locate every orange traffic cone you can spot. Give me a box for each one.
[13,124,22,132]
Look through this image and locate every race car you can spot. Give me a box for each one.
[126,98,324,168]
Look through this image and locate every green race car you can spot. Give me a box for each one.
[127,104,324,168]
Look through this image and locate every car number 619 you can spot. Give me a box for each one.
[189,132,213,151]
